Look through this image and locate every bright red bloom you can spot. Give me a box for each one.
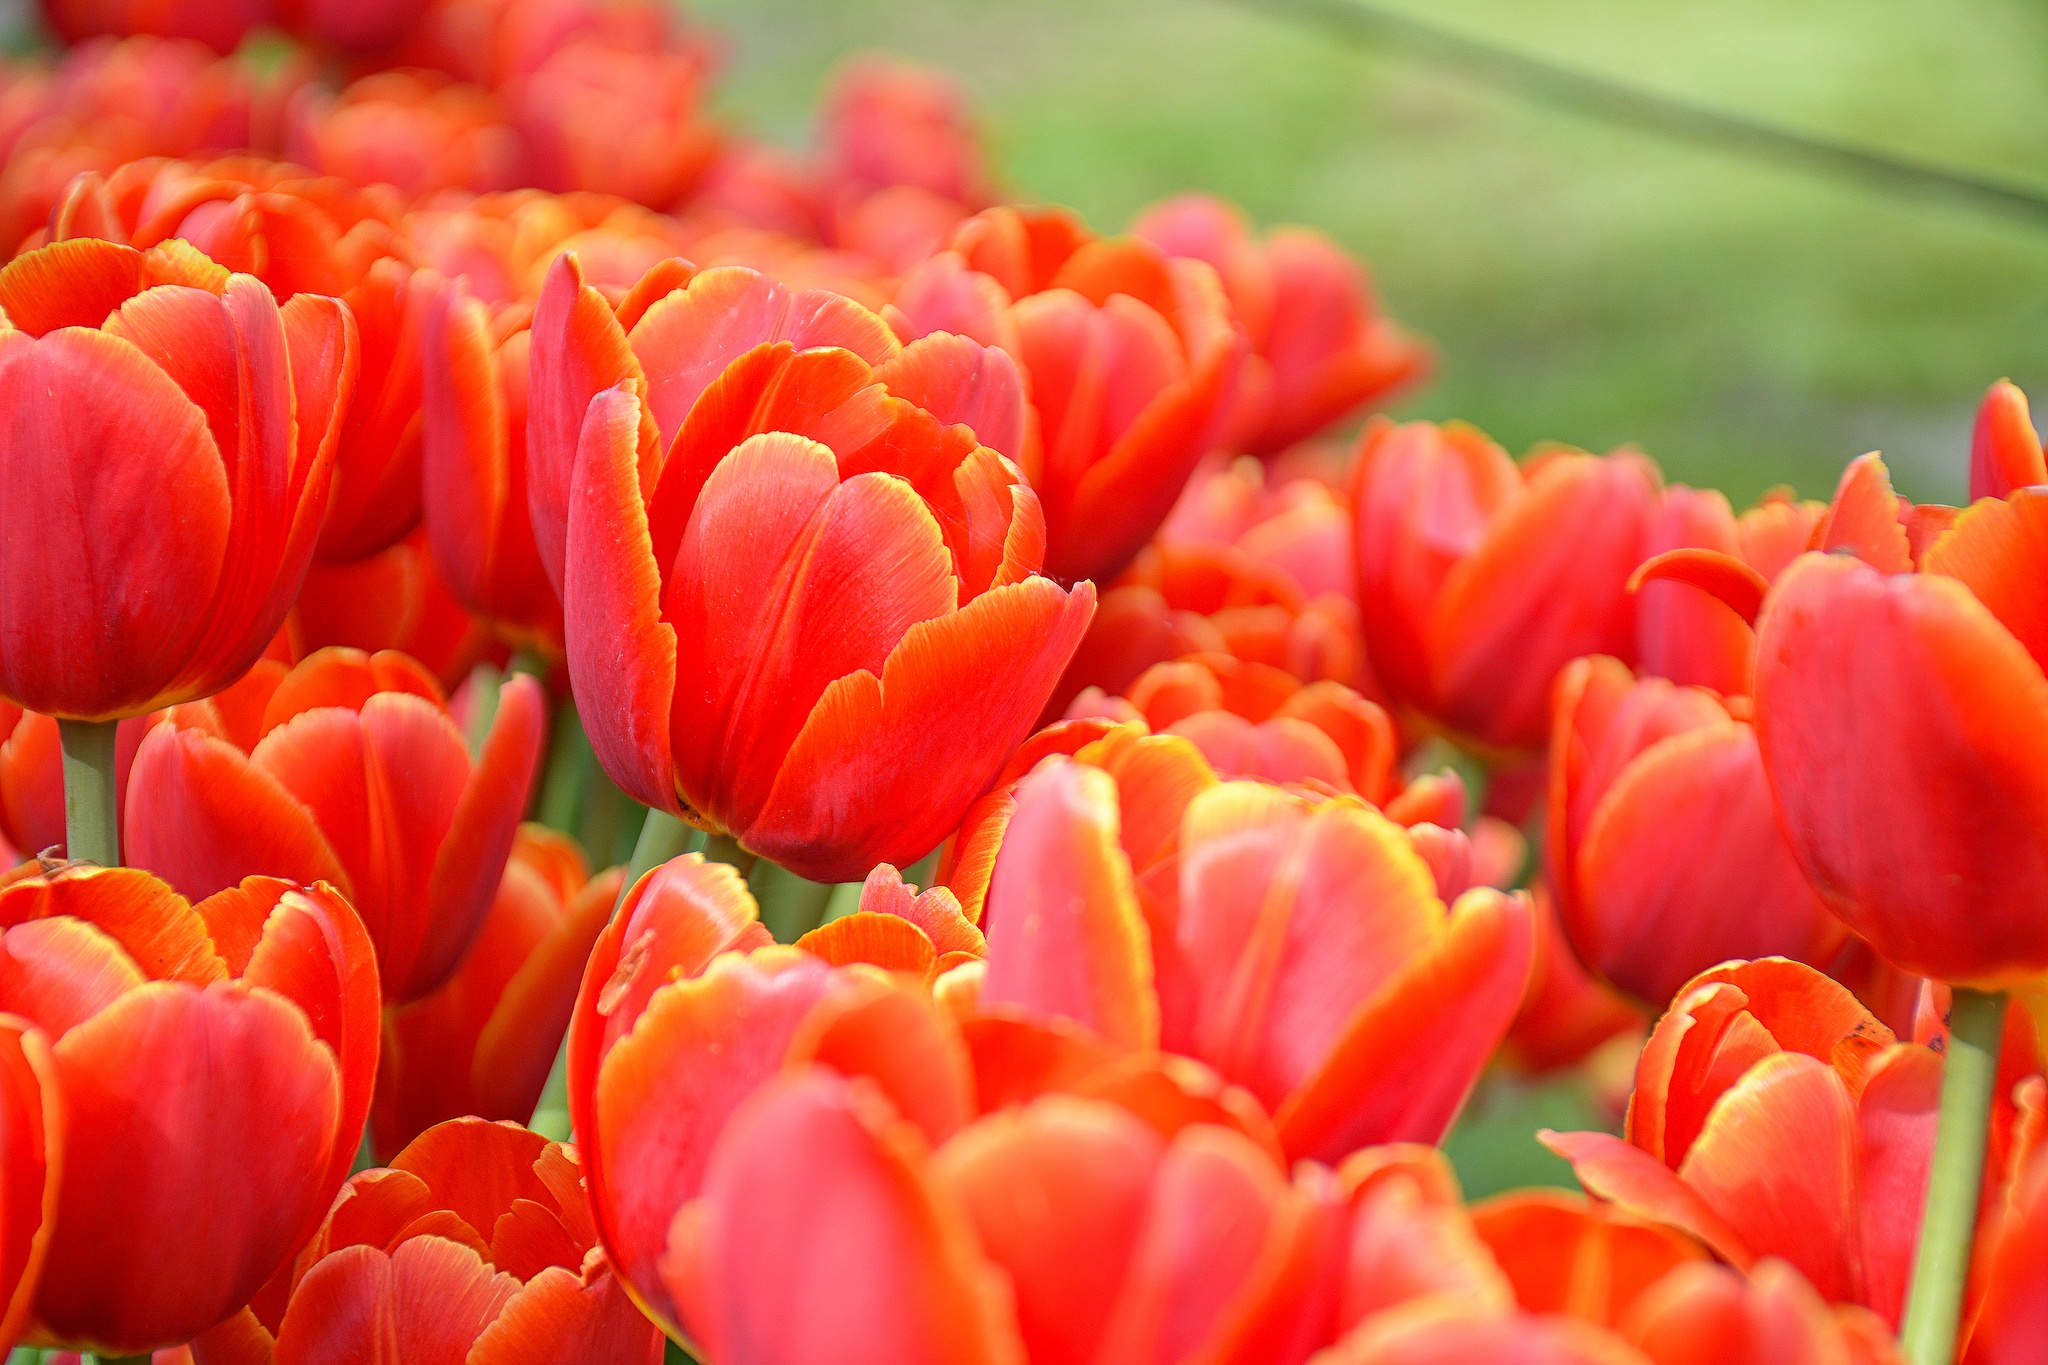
[256,1119,662,1364]
[1755,460,2048,986]
[1543,959,1958,1326]
[37,0,267,55]
[1547,655,1846,1007]
[0,238,354,721]
[287,71,526,198]
[955,738,1533,1162]
[271,0,417,53]
[372,825,622,1160]
[1968,1139,2048,1364]
[1349,419,1659,752]
[793,860,986,982]
[509,35,721,210]
[124,646,543,1003]
[891,206,1249,585]
[0,865,378,1354]
[816,56,992,220]
[0,1015,57,1356]
[530,255,1093,880]
[1133,193,1429,456]
[288,528,501,692]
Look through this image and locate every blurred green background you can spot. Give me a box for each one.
[696,0,2048,509]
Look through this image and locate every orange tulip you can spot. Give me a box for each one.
[816,56,992,221]
[509,34,720,210]
[1499,880,1645,1076]
[271,0,416,53]
[793,861,987,981]
[531,255,1093,880]
[1350,419,1659,752]
[1547,655,1847,1007]
[288,528,502,692]
[1539,958,1982,1327]
[1966,1141,2048,1364]
[890,206,1249,585]
[959,740,1532,1162]
[407,189,691,306]
[0,238,354,721]
[259,1119,662,1364]
[0,865,378,1354]
[1754,458,2048,987]
[286,71,526,198]
[0,1014,58,1357]
[1133,193,1428,456]
[371,824,622,1160]
[123,646,543,1002]
[1969,379,2046,502]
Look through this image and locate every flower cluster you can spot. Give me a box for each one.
[0,2,2040,1364]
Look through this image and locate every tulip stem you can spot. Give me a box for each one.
[529,807,697,1141]
[536,697,593,834]
[701,832,757,877]
[1899,986,2008,1365]
[57,718,120,866]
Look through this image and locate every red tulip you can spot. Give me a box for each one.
[891,206,1249,585]
[271,0,416,53]
[420,279,563,649]
[1755,462,2048,987]
[510,35,721,209]
[37,0,267,55]
[1499,881,1645,1077]
[531,255,1094,880]
[287,71,526,198]
[1133,193,1428,455]
[816,57,992,217]
[0,237,355,721]
[384,0,687,89]
[1350,419,1659,752]
[793,860,987,981]
[408,190,691,307]
[260,1119,662,1364]
[124,646,544,1002]
[1967,1142,2048,1364]
[963,742,1532,1162]
[1547,655,1847,1007]
[371,824,622,1160]
[287,528,502,692]
[1542,958,1970,1326]
[1970,379,2047,502]
[0,1015,58,1356]
[0,865,378,1354]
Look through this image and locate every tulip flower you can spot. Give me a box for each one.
[1499,881,1645,1076]
[816,56,992,218]
[371,825,622,1160]
[1966,1146,2048,1364]
[420,280,564,649]
[1350,418,1659,752]
[890,206,1249,585]
[37,0,265,55]
[124,646,544,1002]
[271,0,416,53]
[1969,379,2046,502]
[0,864,378,1354]
[259,1119,663,1364]
[1540,958,1976,1327]
[530,256,1094,881]
[0,1015,58,1355]
[289,529,501,691]
[793,860,986,980]
[510,35,721,209]
[962,743,1533,1162]
[1133,193,1429,455]
[0,237,354,722]
[287,71,526,198]
[1547,655,1847,1007]
[408,189,691,307]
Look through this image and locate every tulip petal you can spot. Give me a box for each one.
[0,866,225,986]
[1469,1192,1703,1328]
[1855,1042,1940,1328]
[876,331,1029,463]
[272,1237,520,1365]
[468,1262,663,1365]
[1539,1129,1755,1270]
[1971,380,2047,502]
[0,1016,56,1350]
[785,976,976,1147]
[1923,486,2048,677]
[797,912,939,977]
[0,916,147,1038]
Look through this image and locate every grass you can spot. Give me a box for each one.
[692,0,2048,506]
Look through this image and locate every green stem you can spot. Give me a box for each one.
[529,807,695,1141]
[535,697,593,834]
[507,646,549,680]
[1900,987,2008,1365]
[58,718,120,866]
[750,861,834,943]
[701,832,757,878]
[464,661,504,759]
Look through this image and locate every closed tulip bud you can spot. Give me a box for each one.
[371,825,622,1160]
[124,646,543,1003]
[260,1119,663,1364]
[1548,655,1847,1007]
[0,238,354,721]
[0,865,379,1354]
[531,255,1094,880]
[1351,419,1659,752]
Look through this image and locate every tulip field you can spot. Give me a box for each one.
[1,1,2046,1363]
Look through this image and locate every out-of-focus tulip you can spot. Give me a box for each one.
[37,0,267,55]
[511,36,720,209]
[287,71,526,198]
[1500,881,1645,1077]
[0,704,155,858]
[258,1119,662,1364]
[0,1015,58,1354]
[1755,460,2048,987]
[124,646,543,1002]
[421,282,563,648]
[1543,958,1964,1327]
[1967,1147,2048,1364]
[44,157,408,303]
[0,238,355,721]
[891,206,1248,585]
[0,865,378,1354]
[1350,419,1659,752]
[1970,379,2047,502]
[793,861,986,980]
[530,255,1094,880]
[1548,655,1847,1007]
[271,0,415,53]
[372,825,622,1160]
[961,743,1532,1162]
[389,0,687,90]
[1134,193,1428,455]
[408,188,690,306]
[816,56,991,218]
[288,529,501,691]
